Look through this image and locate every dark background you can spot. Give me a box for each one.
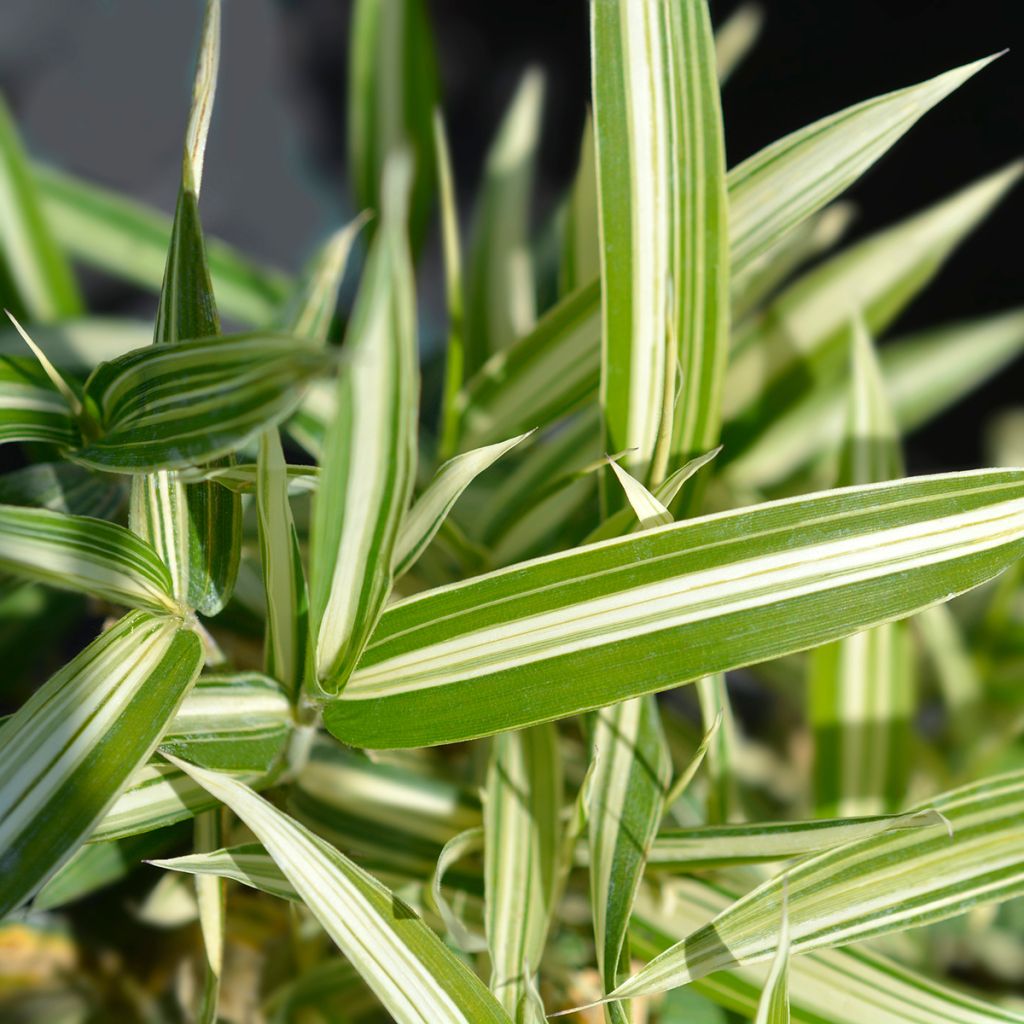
[2,0,1021,470]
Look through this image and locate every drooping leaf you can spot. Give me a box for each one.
[325,469,1024,747]
[0,610,202,915]
[163,756,515,1024]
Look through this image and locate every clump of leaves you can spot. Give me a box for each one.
[2,2,1024,1022]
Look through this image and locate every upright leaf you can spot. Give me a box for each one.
[465,71,545,372]
[560,114,599,297]
[164,756,514,1024]
[810,320,913,815]
[0,95,82,321]
[194,808,225,1024]
[484,725,562,1020]
[0,610,202,915]
[309,154,418,692]
[325,469,1024,747]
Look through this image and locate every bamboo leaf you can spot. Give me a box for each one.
[484,724,562,1020]
[309,154,418,693]
[151,842,298,902]
[349,0,439,254]
[325,469,1024,747]
[73,332,328,472]
[0,504,179,613]
[0,94,82,321]
[607,770,1024,1000]
[194,808,225,1024]
[0,355,77,447]
[560,114,599,297]
[0,316,151,368]
[0,610,202,916]
[465,71,545,372]
[754,893,790,1024]
[0,462,126,519]
[432,827,487,953]
[163,756,515,1024]
[394,432,532,578]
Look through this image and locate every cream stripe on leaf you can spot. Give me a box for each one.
[457,57,999,452]
[484,724,562,1021]
[0,356,77,447]
[810,319,912,816]
[630,876,1024,1024]
[0,503,179,613]
[605,769,1024,1001]
[0,94,82,322]
[163,756,515,1024]
[309,154,418,693]
[0,610,202,916]
[194,807,225,1024]
[325,469,1024,748]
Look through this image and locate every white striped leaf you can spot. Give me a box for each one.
[325,469,1024,748]
[0,462,126,519]
[465,70,544,372]
[648,810,942,870]
[484,724,562,1020]
[630,876,1024,1024]
[0,610,202,915]
[559,114,599,298]
[348,0,439,254]
[151,842,298,902]
[158,671,291,772]
[163,756,515,1024]
[755,897,790,1024]
[0,504,179,613]
[727,307,1024,491]
[394,432,531,578]
[457,59,996,452]
[432,827,487,952]
[0,94,82,321]
[695,673,741,824]
[588,695,671,1024]
[309,155,417,693]
[607,769,1024,1000]
[33,164,290,325]
[194,808,225,1024]
[72,332,328,472]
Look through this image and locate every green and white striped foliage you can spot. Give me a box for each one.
[0,611,202,916]
[326,470,1024,747]
[309,154,418,693]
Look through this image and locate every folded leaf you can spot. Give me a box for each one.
[0,610,202,915]
[326,469,1024,747]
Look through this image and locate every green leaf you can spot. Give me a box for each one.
[484,724,562,1020]
[348,0,439,254]
[465,70,545,372]
[559,114,599,298]
[630,875,1024,1024]
[394,432,531,578]
[325,469,1024,747]
[163,756,515,1024]
[0,461,126,519]
[151,841,298,902]
[607,770,1024,999]
[309,154,418,693]
[648,810,942,870]
[194,808,225,1024]
[0,355,76,447]
[694,673,741,823]
[591,0,729,490]
[0,610,202,916]
[0,504,179,613]
[33,164,290,325]
[754,895,790,1024]
[73,332,328,472]
[158,671,292,772]
[588,695,670,1024]
[0,316,151,368]
[0,94,82,321]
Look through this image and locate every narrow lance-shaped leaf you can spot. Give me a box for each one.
[326,469,1024,748]
[560,113,599,298]
[0,610,202,916]
[0,316,152,368]
[0,355,76,447]
[630,875,1024,1024]
[0,94,83,321]
[754,894,790,1024]
[465,70,545,373]
[309,154,418,693]
[0,504,179,613]
[394,432,532,579]
[0,461,126,520]
[695,673,741,824]
[810,320,913,815]
[606,769,1024,1001]
[194,808,225,1024]
[348,0,439,254]
[163,756,515,1024]
[457,58,998,452]
[484,724,562,1021]
[33,163,290,324]
[128,0,242,616]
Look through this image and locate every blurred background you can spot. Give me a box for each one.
[0,0,1021,469]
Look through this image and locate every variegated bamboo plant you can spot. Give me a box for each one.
[2,2,1024,1022]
